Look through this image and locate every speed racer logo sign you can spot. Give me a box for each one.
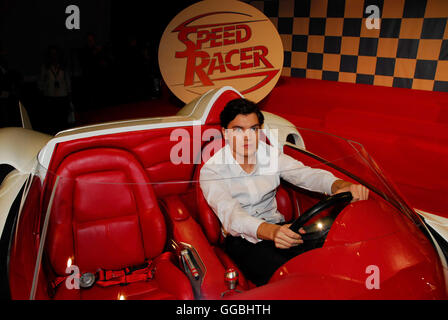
[158,0,283,103]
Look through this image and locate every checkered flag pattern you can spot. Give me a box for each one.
[251,0,448,91]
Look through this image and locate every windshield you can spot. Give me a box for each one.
[8,125,447,300]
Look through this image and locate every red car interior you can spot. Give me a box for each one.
[42,147,194,300]
[74,76,448,216]
[32,88,306,299]
[7,89,247,299]
[8,87,447,299]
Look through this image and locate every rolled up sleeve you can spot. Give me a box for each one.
[199,165,264,243]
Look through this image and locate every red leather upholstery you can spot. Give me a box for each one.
[45,148,193,300]
[46,88,242,200]
[275,185,294,222]
[195,138,226,245]
[203,89,242,125]
[48,127,198,199]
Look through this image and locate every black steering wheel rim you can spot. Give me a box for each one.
[289,192,353,233]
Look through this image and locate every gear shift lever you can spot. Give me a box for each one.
[221,268,242,297]
[225,268,238,290]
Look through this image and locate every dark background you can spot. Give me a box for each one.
[1,0,446,134]
[0,0,200,133]
[0,0,199,78]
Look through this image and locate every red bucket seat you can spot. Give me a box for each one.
[44,148,193,300]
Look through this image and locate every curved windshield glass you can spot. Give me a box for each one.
[9,125,447,300]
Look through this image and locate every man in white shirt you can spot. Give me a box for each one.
[200,98,369,286]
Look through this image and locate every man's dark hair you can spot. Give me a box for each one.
[220,98,264,128]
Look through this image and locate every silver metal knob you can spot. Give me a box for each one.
[224,268,238,290]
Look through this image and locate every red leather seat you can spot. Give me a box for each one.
[44,148,193,300]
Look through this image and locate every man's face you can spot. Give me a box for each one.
[223,113,260,159]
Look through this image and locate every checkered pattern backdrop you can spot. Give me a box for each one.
[250,0,448,92]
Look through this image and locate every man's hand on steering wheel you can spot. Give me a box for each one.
[331,180,369,202]
[257,222,306,249]
[273,224,306,249]
[258,180,368,249]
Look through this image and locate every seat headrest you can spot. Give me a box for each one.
[203,89,242,125]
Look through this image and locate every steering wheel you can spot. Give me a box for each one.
[289,192,353,237]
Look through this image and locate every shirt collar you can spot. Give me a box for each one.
[223,141,270,176]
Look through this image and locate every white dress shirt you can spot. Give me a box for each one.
[199,141,338,244]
